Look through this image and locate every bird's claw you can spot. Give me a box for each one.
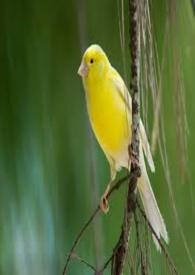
[100,195,109,214]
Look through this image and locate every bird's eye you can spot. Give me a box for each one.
[90,58,94,64]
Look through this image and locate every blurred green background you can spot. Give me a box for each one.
[0,0,195,274]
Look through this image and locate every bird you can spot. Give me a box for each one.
[78,44,168,249]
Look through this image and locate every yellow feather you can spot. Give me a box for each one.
[79,45,131,174]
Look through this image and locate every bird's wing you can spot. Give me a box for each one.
[109,67,132,111]
[110,67,155,173]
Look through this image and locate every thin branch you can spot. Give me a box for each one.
[62,174,129,275]
[112,0,141,273]
[62,206,99,275]
[112,178,138,274]
[70,252,96,271]
[108,174,130,196]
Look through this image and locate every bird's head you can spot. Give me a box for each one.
[78,44,110,79]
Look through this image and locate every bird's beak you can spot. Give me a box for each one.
[78,61,89,77]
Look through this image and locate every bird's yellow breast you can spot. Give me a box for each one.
[84,71,131,160]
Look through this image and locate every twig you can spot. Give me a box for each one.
[108,174,130,196]
[112,177,138,274]
[112,0,141,273]
[136,200,178,275]
[62,174,129,275]
[62,206,99,274]
[70,252,96,271]
[96,231,132,275]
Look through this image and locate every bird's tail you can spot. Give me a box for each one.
[137,147,169,250]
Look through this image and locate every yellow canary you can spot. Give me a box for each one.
[78,44,168,249]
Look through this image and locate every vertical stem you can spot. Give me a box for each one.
[112,0,140,274]
[129,0,140,168]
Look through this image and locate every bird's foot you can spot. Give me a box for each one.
[99,195,109,214]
